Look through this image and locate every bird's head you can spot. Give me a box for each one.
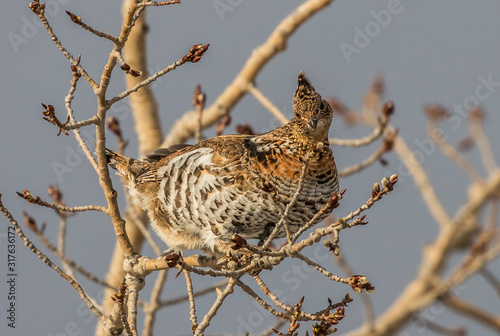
[292,71,333,143]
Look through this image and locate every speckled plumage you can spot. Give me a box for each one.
[106,72,339,255]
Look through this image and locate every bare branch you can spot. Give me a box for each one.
[330,101,393,147]
[236,279,288,319]
[108,44,209,107]
[64,59,99,172]
[339,128,396,178]
[125,274,145,336]
[253,274,294,313]
[248,83,289,125]
[469,108,498,174]
[194,277,238,335]
[193,84,206,143]
[414,318,466,336]
[293,253,374,293]
[183,270,198,332]
[17,189,107,213]
[138,0,182,7]
[65,10,119,43]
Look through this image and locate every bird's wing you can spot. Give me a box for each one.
[144,144,192,162]
[135,135,252,183]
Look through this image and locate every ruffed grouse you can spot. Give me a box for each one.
[107,72,339,255]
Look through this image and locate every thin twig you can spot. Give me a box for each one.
[194,277,238,335]
[339,149,382,177]
[339,134,393,178]
[184,270,198,331]
[236,279,287,319]
[30,2,97,89]
[253,274,294,313]
[330,111,390,147]
[56,215,78,280]
[248,83,289,125]
[63,116,101,130]
[65,10,119,43]
[469,108,498,174]
[237,278,343,322]
[138,0,182,7]
[293,253,353,286]
[64,60,99,172]
[17,189,107,213]
[329,129,384,147]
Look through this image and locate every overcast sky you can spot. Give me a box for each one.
[1,1,500,335]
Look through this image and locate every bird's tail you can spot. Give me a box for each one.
[105,148,135,179]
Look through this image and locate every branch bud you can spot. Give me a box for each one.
[372,183,380,198]
[382,101,394,117]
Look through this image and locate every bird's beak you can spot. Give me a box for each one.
[308,117,319,130]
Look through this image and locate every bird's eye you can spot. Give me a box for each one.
[320,101,325,110]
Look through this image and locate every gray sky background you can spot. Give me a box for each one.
[1,1,500,335]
